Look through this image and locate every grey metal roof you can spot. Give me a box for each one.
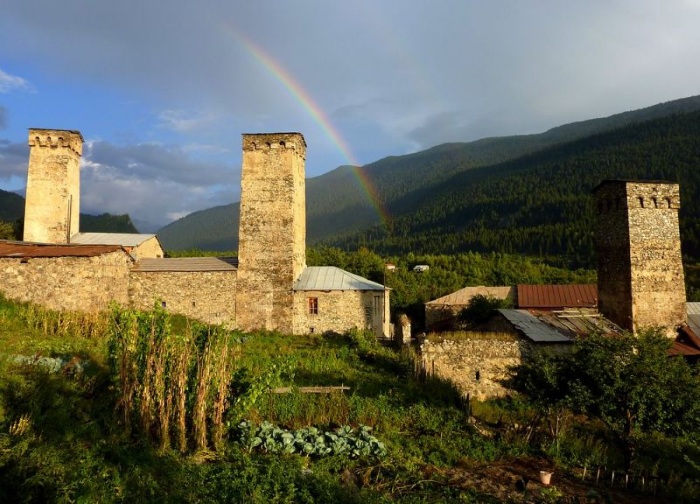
[497,309,572,343]
[687,302,700,334]
[71,232,158,247]
[132,257,238,272]
[294,266,385,291]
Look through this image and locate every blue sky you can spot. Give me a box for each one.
[1,0,700,229]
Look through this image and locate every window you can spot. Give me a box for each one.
[308,297,318,315]
[373,295,382,316]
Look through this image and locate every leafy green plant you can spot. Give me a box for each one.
[236,421,387,458]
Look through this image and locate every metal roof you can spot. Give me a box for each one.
[132,257,238,272]
[497,309,573,343]
[517,284,597,309]
[426,286,515,306]
[71,232,158,247]
[294,266,385,291]
[0,240,125,258]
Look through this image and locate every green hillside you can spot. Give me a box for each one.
[0,189,25,221]
[157,203,239,251]
[334,110,700,266]
[157,95,700,252]
[0,190,138,237]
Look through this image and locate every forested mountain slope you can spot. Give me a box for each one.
[158,95,700,251]
[0,189,138,236]
[332,110,700,266]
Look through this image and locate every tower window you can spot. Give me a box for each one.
[308,297,318,315]
[665,197,672,208]
[652,197,658,208]
[638,197,645,208]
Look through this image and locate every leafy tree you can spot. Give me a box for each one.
[0,219,15,240]
[512,330,700,470]
[458,294,512,329]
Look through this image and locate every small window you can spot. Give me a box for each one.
[161,301,167,308]
[308,297,318,315]
[638,197,645,208]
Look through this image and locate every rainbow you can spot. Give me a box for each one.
[225,24,390,227]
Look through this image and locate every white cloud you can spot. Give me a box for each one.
[157,109,221,133]
[0,68,34,93]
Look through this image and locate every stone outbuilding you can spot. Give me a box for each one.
[71,232,164,260]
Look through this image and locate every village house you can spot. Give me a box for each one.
[0,129,391,337]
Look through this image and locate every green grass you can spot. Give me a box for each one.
[1,296,700,502]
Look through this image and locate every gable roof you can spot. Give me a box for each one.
[71,232,160,248]
[426,286,515,306]
[517,284,597,309]
[0,240,126,258]
[132,257,238,272]
[294,266,385,291]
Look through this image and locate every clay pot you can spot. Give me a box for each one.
[539,470,553,485]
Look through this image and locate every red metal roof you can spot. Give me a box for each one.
[0,241,125,258]
[517,284,598,309]
[670,325,700,357]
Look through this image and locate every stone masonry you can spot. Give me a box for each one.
[236,133,307,333]
[0,250,132,311]
[420,337,533,400]
[292,290,389,336]
[24,129,83,243]
[595,180,686,334]
[130,270,237,326]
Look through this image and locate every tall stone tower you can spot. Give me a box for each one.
[236,132,307,332]
[23,128,83,243]
[594,180,686,335]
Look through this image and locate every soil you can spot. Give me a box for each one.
[424,457,678,503]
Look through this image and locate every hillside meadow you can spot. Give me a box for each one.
[1,292,700,503]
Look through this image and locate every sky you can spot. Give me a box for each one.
[1,0,700,229]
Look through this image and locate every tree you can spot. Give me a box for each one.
[459,294,512,329]
[0,220,15,240]
[511,330,700,470]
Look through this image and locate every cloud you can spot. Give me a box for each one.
[80,140,239,226]
[157,109,222,133]
[0,139,29,180]
[0,68,33,93]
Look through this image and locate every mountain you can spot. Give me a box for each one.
[157,95,700,252]
[0,189,25,222]
[337,109,700,266]
[0,190,138,236]
[157,203,239,251]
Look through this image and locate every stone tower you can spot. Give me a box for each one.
[236,132,307,332]
[23,128,83,243]
[594,180,686,335]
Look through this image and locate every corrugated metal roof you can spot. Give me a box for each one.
[426,286,515,306]
[532,308,623,337]
[497,309,573,343]
[517,284,597,309]
[294,266,385,291]
[71,232,158,247]
[0,240,125,258]
[132,257,238,272]
[671,325,700,357]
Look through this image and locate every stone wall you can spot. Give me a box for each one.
[0,251,131,311]
[292,290,390,337]
[236,133,306,333]
[129,270,236,326]
[24,129,83,243]
[420,336,533,399]
[130,237,164,259]
[595,180,685,334]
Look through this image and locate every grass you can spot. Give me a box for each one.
[1,295,700,502]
